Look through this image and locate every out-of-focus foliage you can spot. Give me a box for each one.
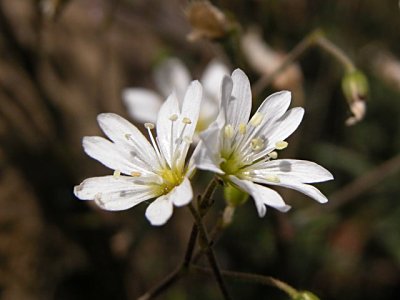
[0,0,399,299]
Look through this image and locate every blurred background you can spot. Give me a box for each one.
[0,0,399,299]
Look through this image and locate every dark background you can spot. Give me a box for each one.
[0,0,399,299]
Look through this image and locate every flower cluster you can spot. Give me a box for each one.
[74,64,333,225]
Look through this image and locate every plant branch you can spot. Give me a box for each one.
[252,29,357,98]
[191,265,298,299]
[188,203,232,300]
[137,177,219,300]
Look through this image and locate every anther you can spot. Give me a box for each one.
[249,112,264,127]
[265,175,280,183]
[169,114,178,121]
[113,170,121,178]
[251,138,264,151]
[275,141,288,150]
[131,171,141,177]
[183,136,193,144]
[224,124,234,139]
[268,151,278,159]
[239,123,247,135]
[182,117,192,124]
[144,123,155,130]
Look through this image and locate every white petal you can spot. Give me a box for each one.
[97,113,159,169]
[226,69,252,128]
[253,177,329,204]
[74,176,156,210]
[256,107,304,156]
[201,59,230,101]
[195,126,224,173]
[217,75,233,127]
[156,91,181,166]
[256,91,291,127]
[180,80,203,142]
[194,145,225,174]
[252,159,334,183]
[154,58,191,101]
[145,195,174,226]
[83,136,141,175]
[122,88,162,123]
[169,177,193,207]
[157,81,203,168]
[229,176,291,216]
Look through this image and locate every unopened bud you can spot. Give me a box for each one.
[185,1,232,41]
[224,183,249,207]
[342,70,368,126]
[294,291,320,300]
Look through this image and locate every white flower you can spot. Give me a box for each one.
[195,69,333,217]
[123,57,229,135]
[74,81,203,226]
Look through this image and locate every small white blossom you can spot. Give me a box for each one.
[123,57,229,135]
[74,81,203,226]
[195,69,333,216]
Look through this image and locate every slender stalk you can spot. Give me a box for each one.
[252,30,320,97]
[137,177,219,300]
[188,203,232,300]
[198,176,219,216]
[315,35,355,72]
[137,266,183,300]
[252,29,357,98]
[191,265,299,299]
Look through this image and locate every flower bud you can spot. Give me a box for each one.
[294,291,320,300]
[224,184,249,207]
[341,70,368,126]
[185,1,232,41]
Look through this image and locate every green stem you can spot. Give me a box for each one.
[191,265,299,299]
[188,203,232,300]
[252,29,357,97]
[315,34,355,72]
[137,177,219,300]
[252,30,319,97]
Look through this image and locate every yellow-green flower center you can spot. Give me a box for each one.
[158,167,184,193]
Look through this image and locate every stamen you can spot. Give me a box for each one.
[131,171,141,177]
[275,141,288,150]
[268,151,278,159]
[251,138,264,151]
[224,124,234,139]
[124,133,131,140]
[113,170,121,178]
[144,122,164,165]
[183,136,193,144]
[249,112,264,127]
[265,175,280,183]
[239,123,247,134]
[144,123,155,130]
[169,114,178,121]
[182,117,192,124]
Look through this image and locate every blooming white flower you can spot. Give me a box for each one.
[74,81,203,226]
[123,57,229,134]
[195,69,333,217]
